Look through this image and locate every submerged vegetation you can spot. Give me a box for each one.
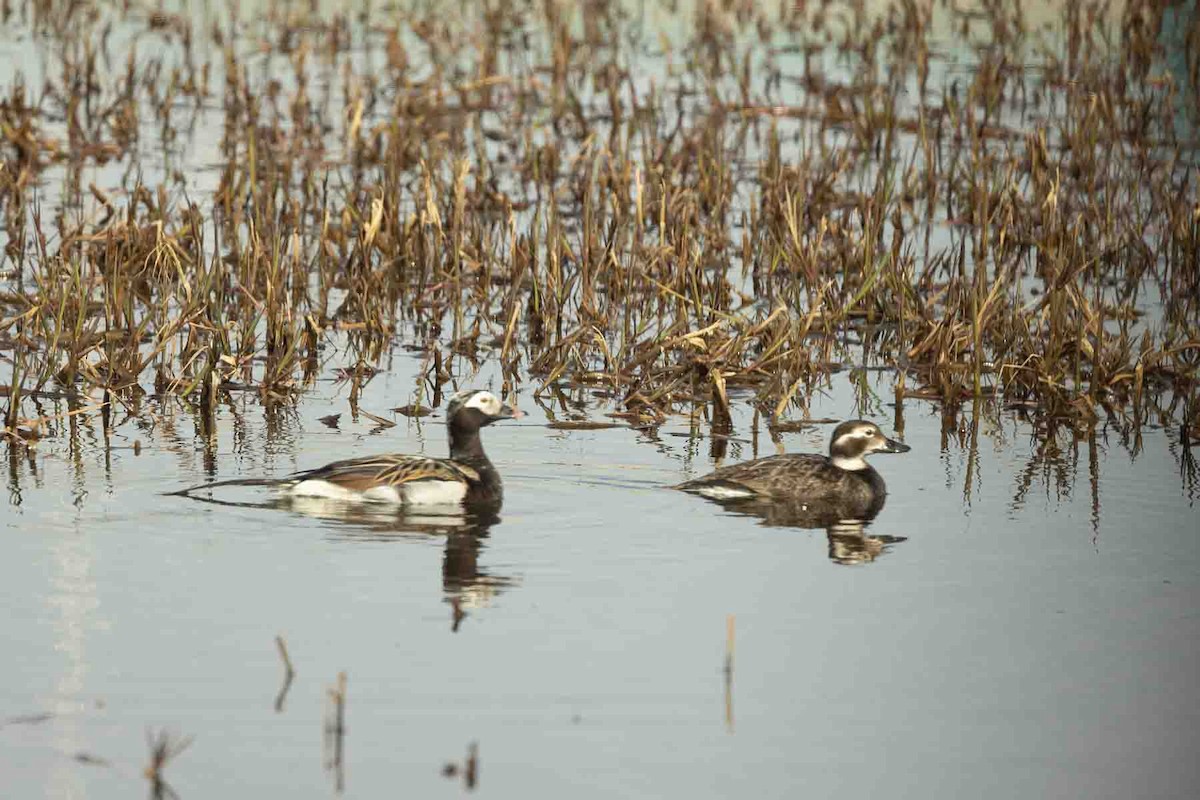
[0,0,1197,447]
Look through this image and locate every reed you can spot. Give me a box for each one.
[143,727,192,800]
[0,0,1195,449]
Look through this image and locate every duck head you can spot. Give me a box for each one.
[447,390,523,432]
[828,420,910,471]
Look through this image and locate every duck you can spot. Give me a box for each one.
[674,419,910,523]
[169,389,522,508]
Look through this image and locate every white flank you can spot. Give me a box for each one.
[831,455,869,471]
[288,478,466,506]
[288,481,404,504]
[360,485,404,504]
[401,480,468,506]
[290,479,367,501]
[696,484,755,500]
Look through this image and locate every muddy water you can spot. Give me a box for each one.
[3,353,1198,799]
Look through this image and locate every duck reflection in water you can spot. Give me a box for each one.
[179,485,518,629]
[286,497,518,629]
[703,495,907,565]
[676,420,911,565]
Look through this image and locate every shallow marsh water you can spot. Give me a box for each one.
[3,0,1200,797]
[3,356,1199,799]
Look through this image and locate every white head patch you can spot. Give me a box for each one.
[847,423,878,439]
[830,423,880,470]
[463,391,503,416]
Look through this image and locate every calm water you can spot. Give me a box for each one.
[3,353,1198,798]
[4,0,1200,797]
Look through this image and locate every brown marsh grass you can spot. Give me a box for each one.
[1,0,1197,448]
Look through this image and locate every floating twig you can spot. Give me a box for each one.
[274,635,295,712]
[323,672,347,793]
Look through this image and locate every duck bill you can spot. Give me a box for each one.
[497,403,525,420]
[880,437,911,454]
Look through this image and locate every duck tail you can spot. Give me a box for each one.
[163,477,286,498]
[672,478,756,500]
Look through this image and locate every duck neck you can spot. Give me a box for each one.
[831,454,869,471]
[847,461,886,498]
[450,425,502,504]
[449,425,492,468]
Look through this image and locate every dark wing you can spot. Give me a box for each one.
[676,454,838,498]
[289,454,480,491]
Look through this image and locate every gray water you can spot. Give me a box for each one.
[3,352,1198,799]
[3,0,1200,797]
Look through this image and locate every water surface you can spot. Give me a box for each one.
[3,358,1198,798]
[2,0,1198,797]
